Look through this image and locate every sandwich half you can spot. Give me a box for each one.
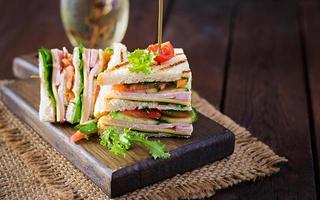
[95,47,196,137]
[39,46,112,124]
[96,48,191,107]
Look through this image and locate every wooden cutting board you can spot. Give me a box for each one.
[13,53,38,78]
[1,79,235,198]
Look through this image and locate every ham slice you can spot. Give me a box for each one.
[106,119,193,135]
[52,50,63,85]
[51,48,75,122]
[81,49,102,123]
[113,90,191,101]
[175,123,193,133]
[51,49,65,122]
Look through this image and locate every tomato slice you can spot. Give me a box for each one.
[102,48,113,71]
[176,79,188,88]
[113,84,156,92]
[147,41,174,63]
[70,131,95,142]
[70,131,85,142]
[123,109,161,119]
[112,84,128,92]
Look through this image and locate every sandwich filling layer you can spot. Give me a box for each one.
[107,78,191,105]
[95,99,192,117]
[80,49,104,123]
[66,47,84,123]
[51,48,75,122]
[97,109,197,136]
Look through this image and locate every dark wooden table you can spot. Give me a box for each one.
[1,0,319,199]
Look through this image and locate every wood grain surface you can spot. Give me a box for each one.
[300,0,320,194]
[3,0,320,199]
[164,0,236,108]
[0,79,234,197]
[222,1,316,199]
[0,0,69,79]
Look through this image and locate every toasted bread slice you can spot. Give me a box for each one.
[39,51,55,122]
[97,48,191,85]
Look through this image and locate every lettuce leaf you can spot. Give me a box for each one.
[192,108,198,122]
[100,128,131,156]
[39,48,55,107]
[72,45,84,123]
[128,49,156,75]
[75,119,98,134]
[126,129,170,159]
[100,128,170,159]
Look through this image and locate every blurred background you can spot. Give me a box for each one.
[0,0,165,79]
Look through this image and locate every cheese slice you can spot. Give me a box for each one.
[105,94,191,106]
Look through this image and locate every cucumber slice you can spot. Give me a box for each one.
[145,88,159,93]
[158,88,189,93]
[160,109,198,124]
[160,115,193,124]
[161,110,193,117]
[110,112,160,125]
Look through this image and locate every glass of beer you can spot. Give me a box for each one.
[60,0,129,48]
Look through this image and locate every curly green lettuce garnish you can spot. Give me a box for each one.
[128,49,157,75]
[127,129,170,159]
[100,128,170,159]
[100,128,131,156]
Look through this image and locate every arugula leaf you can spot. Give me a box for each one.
[143,108,150,113]
[128,49,156,75]
[75,119,98,134]
[99,128,170,159]
[39,48,55,107]
[143,81,160,86]
[177,104,187,109]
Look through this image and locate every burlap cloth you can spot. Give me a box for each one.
[0,90,287,200]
